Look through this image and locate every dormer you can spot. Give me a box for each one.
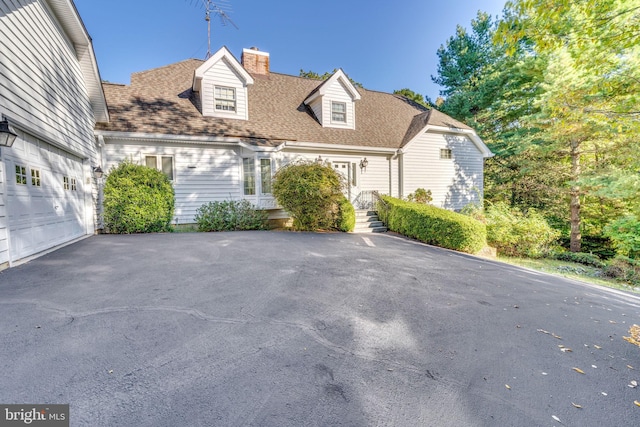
[192,46,254,120]
[303,69,361,129]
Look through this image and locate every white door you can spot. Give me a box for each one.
[5,136,86,262]
[333,161,360,202]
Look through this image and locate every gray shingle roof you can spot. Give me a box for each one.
[97,59,472,149]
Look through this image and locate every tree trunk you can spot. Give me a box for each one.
[570,140,581,253]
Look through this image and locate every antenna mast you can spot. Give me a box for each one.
[202,0,238,59]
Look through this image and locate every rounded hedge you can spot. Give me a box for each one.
[337,196,356,232]
[103,161,175,233]
[272,161,345,231]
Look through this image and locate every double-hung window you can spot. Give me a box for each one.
[243,158,255,195]
[215,86,236,112]
[31,169,41,187]
[145,155,174,181]
[331,101,347,123]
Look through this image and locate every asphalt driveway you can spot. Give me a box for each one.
[1,232,639,426]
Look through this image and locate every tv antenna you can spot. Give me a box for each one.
[201,0,238,59]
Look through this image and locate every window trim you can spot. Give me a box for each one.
[440,148,453,160]
[31,168,41,187]
[144,155,175,181]
[331,101,347,123]
[259,158,273,195]
[63,176,70,190]
[243,157,256,196]
[214,85,237,113]
[15,164,27,185]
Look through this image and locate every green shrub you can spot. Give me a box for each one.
[485,202,560,258]
[377,196,486,254]
[604,215,640,259]
[103,161,174,233]
[337,196,356,232]
[407,188,433,204]
[195,199,269,232]
[272,161,344,231]
[603,256,640,286]
[552,251,605,268]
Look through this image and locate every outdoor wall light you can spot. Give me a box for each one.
[359,157,369,172]
[0,119,18,147]
[316,155,323,164]
[92,166,104,179]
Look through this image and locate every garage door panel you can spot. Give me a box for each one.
[6,136,88,262]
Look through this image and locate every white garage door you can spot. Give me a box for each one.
[5,134,87,262]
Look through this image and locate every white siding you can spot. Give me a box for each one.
[201,58,249,120]
[0,0,96,157]
[319,80,355,129]
[308,98,323,124]
[389,155,400,198]
[0,159,8,266]
[104,141,242,224]
[403,131,484,210]
[0,0,99,265]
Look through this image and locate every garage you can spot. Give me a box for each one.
[5,133,88,262]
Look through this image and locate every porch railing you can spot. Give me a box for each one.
[353,190,387,211]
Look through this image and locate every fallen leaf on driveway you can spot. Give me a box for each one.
[552,415,561,423]
[571,402,582,408]
[602,392,608,396]
[572,367,585,374]
[505,384,511,390]
[560,347,572,353]
[594,345,602,349]
[634,400,640,407]
[628,365,635,370]
[623,324,640,347]
[628,381,637,388]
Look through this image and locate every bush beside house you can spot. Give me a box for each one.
[337,196,356,232]
[377,196,486,254]
[194,200,269,231]
[272,161,345,231]
[103,161,175,233]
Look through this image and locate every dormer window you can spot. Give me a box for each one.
[215,86,236,112]
[331,102,347,123]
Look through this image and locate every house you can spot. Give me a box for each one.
[96,46,492,226]
[0,0,108,267]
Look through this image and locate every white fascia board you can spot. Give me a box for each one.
[400,125,494,158]
[45,0,109,123]
[238,142,284,153]
[303,69,361,105]
[95,130,246,146]
[193,46,254,92]
[283,141,397,155]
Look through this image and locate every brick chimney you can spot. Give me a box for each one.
[241,47,270,75]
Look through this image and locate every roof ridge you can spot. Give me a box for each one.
[131,58,204,76]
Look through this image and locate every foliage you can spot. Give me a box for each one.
[336,196,356,232]
[406,188,433,204]
[432,3,640,256]
[603,256,640,286]
[194,200,269,232]
[484,202,560,258]
[272,161,345,231]
[604,215,640,259]
[378,196,486,254]
[299,69,363,88]
[103,161,174,234]
[551,252,605,269]
[393,88,432,108]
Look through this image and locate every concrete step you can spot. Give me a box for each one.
[353,209,387,233]
[353,226,388,233]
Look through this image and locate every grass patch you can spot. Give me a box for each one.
[172,223,199,233]
[498,256,640,294]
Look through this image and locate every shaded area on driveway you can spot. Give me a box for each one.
[1,232,639,426]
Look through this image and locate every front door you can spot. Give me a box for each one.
[333,161,353,201]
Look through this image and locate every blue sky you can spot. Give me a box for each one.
[74,0,505,100]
